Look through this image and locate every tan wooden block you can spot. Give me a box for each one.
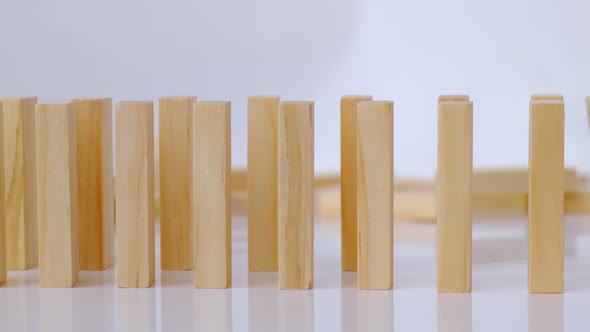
[159,96,195,271]
[531,94,564,101]
[438,95,470,103]
[356,101,393,290]
[340,95,372,272]
[35,103,78,288]
[115,101,155,288]
[278,101,314,289]
[247,96,279,271]
[437,101,473,293]
[0,103,5,285]
[472,167,578,195]
[529,100,564,293]
[192,101,232,288]
[0,97,38,270]
[73,98,114,271]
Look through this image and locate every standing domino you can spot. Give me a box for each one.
[278,101,314,290]
[115,101,155,288]
[192,101,232,288]
[247,96,279,271]
[0,97,38,270]
[74,98,114,271]
[340,95,372,272]
[35,103,79,288]
[356,101,393,290]
[529,98,564,293]
[437,100,473,293]
[159,96,195,271]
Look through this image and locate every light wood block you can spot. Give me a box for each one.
[247,96,279,271]
[437,101,473,293]
[35,103,78,288]
[74,98,114,271]
[115,101,154,288]
[0,104,5,285]
[438,95,470,103]
[529,100,564,293]
[0,97,38,270]
[278,101,314,289]
[340,95,372,271]
[357,101,393,290]
[192,101,232,288]
[531,94,564,101]
[159,96,195,271]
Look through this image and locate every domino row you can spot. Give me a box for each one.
[0,95,569,293]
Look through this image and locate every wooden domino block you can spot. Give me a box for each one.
[73,98,114,271]
[356,101,393,290]
[0,103,5,285]
[247,96,279,271]
[438,95,470,102]
[0,97,38,270]
[340,95,372,271]
[35,103,78,288]
[531,94,564,101]
[159,96,195,271]
[192,101,231,288]
[437,100,473,293]
[529,100,564,293]
[278,101,314,289]
[115,101,155,288]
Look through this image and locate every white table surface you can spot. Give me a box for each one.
[1,213,590,332]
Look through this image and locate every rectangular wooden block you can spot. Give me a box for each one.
[437,101,473,293]
[115,101,155,288]
[340,95,372,271]
[356,101,393,290]
[73,98,114,271]
[0,103,5,285]
[35,103,78,288]
[0,97,38,270]
[192,101,232,288]
[159,96,195,271]
[247,96,279,271]
[278,101,314,289]
[585,97,590,133]
[529,100,564,293]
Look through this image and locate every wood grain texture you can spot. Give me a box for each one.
[356,101,393,290]
[0,104,5,284]
[74,98,114,271]
[278,101,314,289]
[35,103,78,288]
[437,101,473,293]
[0,97,38,270]
[529,100,564,293]
[340,95,372,271]
[115,101,154,288]
[159,96,195,271]
[192,102,231,288]
[247,96,279,271]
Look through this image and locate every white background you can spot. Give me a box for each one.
[1,0,589,176]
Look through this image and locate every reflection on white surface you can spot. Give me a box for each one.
[194,290,232,331]
[279,291,314,332]
[40,290,73,332]
[437,294,472,332]
[528,295,563,332]
[358,291,393,332]
[116,289,156,332]
[0,216,589,331]
[248,272,278,332]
